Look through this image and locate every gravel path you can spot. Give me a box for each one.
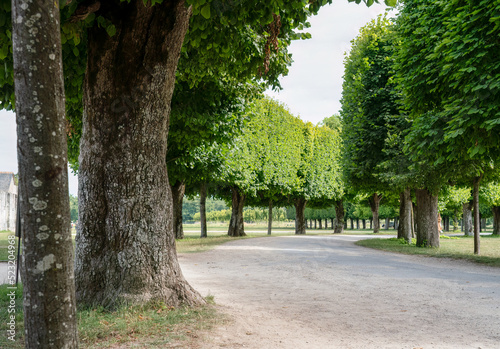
[179,235,500,349]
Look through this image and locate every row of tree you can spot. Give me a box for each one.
[341,2,500,254]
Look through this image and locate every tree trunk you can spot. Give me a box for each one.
[171,181,185,239]
[480,217,486,232]
[268,200,273,235]
[228,187,246,237]
[334,200,344,234]
[394,217,399,230]
[325,219,328,229]
[412,202,417,238]
[368,193,383,233]
[356,218,360,229]
[294,199,307,234]
[472,176,482,255]
[398,188,413,243]
[200,182,208,238]
[463,202,473,236]
[314,219,317,229]
[370,219,372,230]
[75,0,203,308]
[12,0,78,345]
[415,188,439,247]
[350,218,354,230]
[362,219,366,229]
[493,206,500,236]
[330,218,334,230]
[318,219,323,229]
[384,217,390,230]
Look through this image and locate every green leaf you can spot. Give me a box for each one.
[106,24,117,37]
[201,4,211,19]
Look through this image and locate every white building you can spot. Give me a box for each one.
[0,172,17,232]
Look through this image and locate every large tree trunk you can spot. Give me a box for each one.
[398,188,412,243]
[228,187,246,237]
[472,176,482,254]
[171,181,185,239]
[368,193,383,233]
[75,1,203,308]
[463,202,473,236]
[200,182,208,238]
[318,219,323,229]
[493,206,500,236]
[384,217,389,230]
[12,0,78,345]
[415,188,439,247]
[267,200,273,235]
[294,198,307,234]
[334,200,344,234]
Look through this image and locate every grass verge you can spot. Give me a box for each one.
[356,235,500,267]
[0,284,219,348]
[177,233,270,253]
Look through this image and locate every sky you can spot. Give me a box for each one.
[0,1,390,196]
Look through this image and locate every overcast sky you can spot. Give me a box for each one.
[0,1,390,196]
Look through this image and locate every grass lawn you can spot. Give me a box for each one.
[356,235,500,267]
[0,283,220,348]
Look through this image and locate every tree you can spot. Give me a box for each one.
[11,0,78,346]
[341,16,400,234]
[216,97,305,236]
[290,122,344,234]
[395,0,500,253]
[1,0,396,308]
[481,182,500,235]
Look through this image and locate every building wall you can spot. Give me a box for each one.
[0,188,17,232]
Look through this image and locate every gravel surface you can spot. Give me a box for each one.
[179,234,500,349]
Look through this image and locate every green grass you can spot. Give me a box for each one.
[0,284,220,348]
[0,231,19,262]
[356,235,500,267]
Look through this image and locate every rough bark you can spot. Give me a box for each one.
[472,176,482,255]
[398,188,412,243]
[493,206,500,236]
[368,193,383,233]
[294,199,307,234]
[228,187,246,237]
[267,200,273,235]
[384,217,390,230]
[171,181,185,239]
[334,200,344,234]
[12,0,78,345]
[463,202,473,237]
[75,0,204,308]
[200,182,208,238]
[415,188,439,248]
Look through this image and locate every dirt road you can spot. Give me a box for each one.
[179,235,500,349]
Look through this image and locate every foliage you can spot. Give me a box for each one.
[480,182,500,207]
[341,15,402,194]
[395,0,500,180]
[69,195,79,222]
